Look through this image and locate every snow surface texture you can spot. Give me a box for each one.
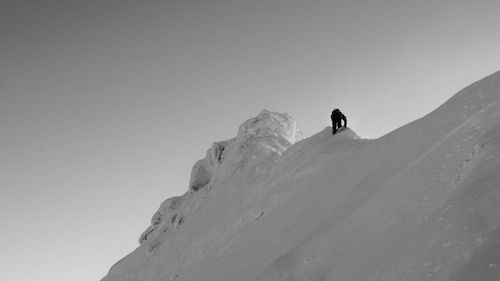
[103,71,500,281]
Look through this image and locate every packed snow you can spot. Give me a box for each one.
[103,71,500,281]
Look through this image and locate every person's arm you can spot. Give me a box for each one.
[342,114,347,127]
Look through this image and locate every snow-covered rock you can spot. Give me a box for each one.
[103,71,500,281]
[136,110,302,251]
[138,196,184,245]
[236,109,302,144]
[189,109,302,192]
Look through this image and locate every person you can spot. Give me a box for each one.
[331,108,347,135]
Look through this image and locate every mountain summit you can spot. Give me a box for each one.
[103,71,500,281]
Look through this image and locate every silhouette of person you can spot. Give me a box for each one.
[331,108,347,135]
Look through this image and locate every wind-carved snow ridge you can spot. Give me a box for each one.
[137,110,302,250]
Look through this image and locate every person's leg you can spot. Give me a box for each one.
[334,120,341,134]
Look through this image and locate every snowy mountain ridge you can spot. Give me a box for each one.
[103,71,500,281]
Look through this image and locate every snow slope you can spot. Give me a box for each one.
[102,71,500,281]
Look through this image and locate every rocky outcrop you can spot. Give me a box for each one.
[138,196,185,244]
[138,110,302,249]
[188,109,302,192]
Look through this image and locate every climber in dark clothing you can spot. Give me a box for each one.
[331,108,347,135]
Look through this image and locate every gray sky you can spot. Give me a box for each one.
[1,1,500,281]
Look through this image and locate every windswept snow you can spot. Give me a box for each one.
[103,71,500,281]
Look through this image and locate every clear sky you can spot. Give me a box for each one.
[1,1,499,281]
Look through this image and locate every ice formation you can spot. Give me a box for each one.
[103,71,500,281]
[188,109,302,192]
[137,110,303,252]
